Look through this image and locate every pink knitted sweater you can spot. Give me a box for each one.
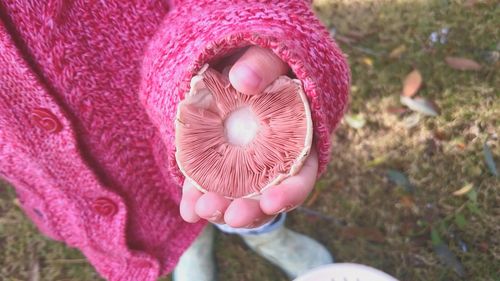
[0,0,349,280]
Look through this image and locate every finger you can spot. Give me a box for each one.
[224,198,274,228]
[213,47,249,72]
[229,46,289,95]
[195,192,231,224]
[179,180,203,223]
[260,148,319,215]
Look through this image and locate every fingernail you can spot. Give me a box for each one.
[273,207,287,215]
[208,210,222,221]
[273,205,294,215]
[231,64,262,90]
[245,218,261,228]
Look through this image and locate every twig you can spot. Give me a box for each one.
[296,207,345,226]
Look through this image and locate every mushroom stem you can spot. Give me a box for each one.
[224,106,260,146]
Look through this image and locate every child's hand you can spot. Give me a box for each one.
[179,46,318,228]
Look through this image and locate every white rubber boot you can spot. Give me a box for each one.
[173,225,216,281]
[240,224,333,279]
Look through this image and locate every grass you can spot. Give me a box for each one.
[1,0,498,280]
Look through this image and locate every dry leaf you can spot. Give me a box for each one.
[402,70,423,97]
[400,96,440,116]
[452,183,474,196]
[400,196,415,209]
[456,142,466,150]
[361,57,374,67]
[445,57,482,71]
[386,106,408,115]
[389,45,407,59]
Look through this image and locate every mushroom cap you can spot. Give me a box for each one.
[175,65,313,199]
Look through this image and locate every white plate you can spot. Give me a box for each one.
[293,263,399,281]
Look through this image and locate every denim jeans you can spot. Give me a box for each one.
[214,213,286,235]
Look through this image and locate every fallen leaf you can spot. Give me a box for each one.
[454,213,467,229]
[366,156,387,168]
[452,183,474,196]
[386,106,408,115]
[389,45,407,59]
[467,201,481,215]
[466,189,481,215]
[483,142,498,177]
[340,226,386,243]
[345,114,366,129]
[433,244,466,277]
[400,96,440,116]
[431,227,444,246]
[402,70,423,97]
[387,169,415,193]
[361,57,374,67]
[467,189,478,202]
[400,196,415,209]
[445,57,482,71]
[456,142,466,150]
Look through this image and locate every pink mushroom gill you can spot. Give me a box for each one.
[175,65,312,199]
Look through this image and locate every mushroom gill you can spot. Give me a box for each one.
[175,65,313,199]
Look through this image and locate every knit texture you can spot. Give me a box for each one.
[0,1,349,280]
[140,0,350,184]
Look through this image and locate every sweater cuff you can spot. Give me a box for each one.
[140,0,350,185]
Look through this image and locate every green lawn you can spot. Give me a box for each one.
[1,0,498,280]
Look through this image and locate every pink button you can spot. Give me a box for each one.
[31,108,63,133]
[92,197,118,217]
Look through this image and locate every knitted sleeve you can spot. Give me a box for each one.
[139,0,350,185]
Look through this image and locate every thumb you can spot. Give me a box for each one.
[229,46,289,95]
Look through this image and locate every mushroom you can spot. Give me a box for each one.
[175,65,313,199]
